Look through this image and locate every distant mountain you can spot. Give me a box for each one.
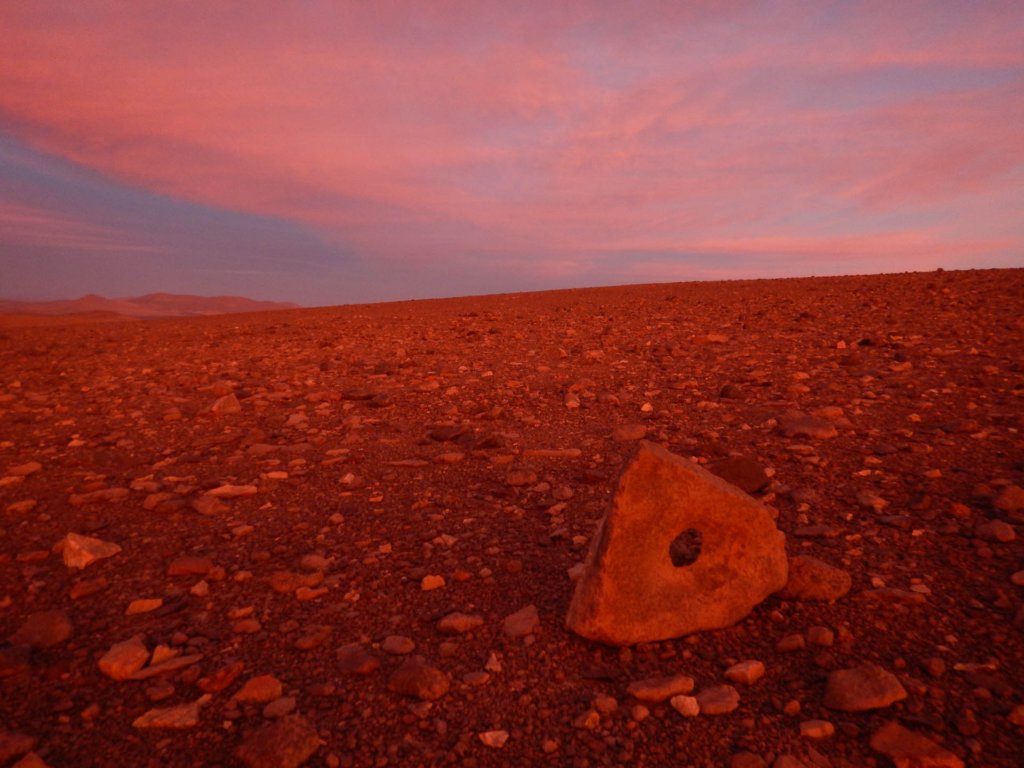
[0,293,300,318]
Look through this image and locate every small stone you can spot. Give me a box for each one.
[975,519,1016,543]
[807,626,834,647]
[10,610,72,648]
[205,484,257,499]
[478,730,509,749]
[191,495,228,516]
[7,462,42,477]
[12,752,50,768]
[670,695,700,717]
[98,635,150,680]
[724,660,765,685]
[777,634,805,652]
[420,574,445,591]
[210,394,242,415]
[462,670,490,686]
[730,751,767,768]
[235,715,322,768]
[773,756,808,768]
[778,556,852,601]
[612,423,647,441]
[233,675,284,704]
[198,660,245,693]
[707,457,769,493]
[627,674,695,702]
[869,720,964,768]
[70,576,108,599]
[778,411,838,439]
[502,604,540,638]
[132,694,210,729]
[126,598,162,615]
[437,612,484,634]
[505,468,538,486]
[0,646,30,677]
[263,696,297,719]
[381,635,415,655]
[695,685,740,715]
[294,625,332,651]
[335,644,379,676]
[0,731,37,764]
[167,556,214,576]
[60,532,121,569]
[800,719,835,739]
[233,619,262,634]
[593,694,618,714]
[993,485,1024,514]
[1007,704,1024,727]
[387,659,450,701]
[573,709,600,729]
[824,663,907,712]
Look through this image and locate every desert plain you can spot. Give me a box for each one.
[1,268,1022,767]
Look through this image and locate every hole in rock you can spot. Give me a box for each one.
[668,528,702,567]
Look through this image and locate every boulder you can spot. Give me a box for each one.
[565,441,787,645]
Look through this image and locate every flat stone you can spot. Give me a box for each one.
[60,532,121,569]
[799,720,835,739]
[387,659,450,701]
[335,644,379,676]
[626,674,695,703]
[707,457,769,493]
[233,675,284,703]
[235,715,322,768]
[670,694,700,716]
[205,484,257,499]
[777,556,851,601]
[132,694,210,728]
[167,556,214,576]
[566,442,787,645]
[724,660,765,685]
[98,635,150,681]
[478,730,509,749]
[613,423,648,441]
[0,645,30,677]
[0,732,38,764]
[502,604,540,638]
[824,663,907,712]
[210,394,242,415]
[6,462,42,477]
[381,635,415,655]
[778,411,838,439]
[869,720,964,768]
[126,598,162,615]
[695,685,741,714]
[10,610,72,648]
[437,612,484,634]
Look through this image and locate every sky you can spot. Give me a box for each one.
[1,1,1022,306]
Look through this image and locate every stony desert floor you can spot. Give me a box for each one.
[1,269,1022,768]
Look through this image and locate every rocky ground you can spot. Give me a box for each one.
[1,269,1022,768]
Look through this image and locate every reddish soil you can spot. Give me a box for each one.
[1,269,1022,767]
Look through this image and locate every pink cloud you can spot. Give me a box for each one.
[1,0,1021,296]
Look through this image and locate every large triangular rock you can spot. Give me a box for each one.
[566,441,787,645]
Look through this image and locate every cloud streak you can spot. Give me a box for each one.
[1,1,1021,303]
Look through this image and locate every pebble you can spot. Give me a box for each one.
[126,598,162,615]
[198,660,245,693]
[335,644,379,676]
[799,719,835,739]
[12,752,50,768]
[6,462,42,477]
[777,634,805,652]
[478,730,509,749]
[205,484,257,499]
[0,731,37,763]
[724,660,765,685]
[729,752,767,768]
[235,715,322,768]
[132,694,210,729]
[807,626,834,647]
[437,612,484,634]
[613,423,648,441]
[262,696,297,718]
[233,675,284,704]
[975,519,1016,542]
[824,663,907,711]
[778,556,852,601]
[60,532,121,569]
[627,674,695,702]
[421,574,445,591]
[670,695,700,717]
[387,659,450,701]
[98,635,150,680]
[502,604,540,638]
[869,720,964,768]
[10,610,72,648]
[695,685,740,715]
[381,635,415,655]
[167,556,214,576]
